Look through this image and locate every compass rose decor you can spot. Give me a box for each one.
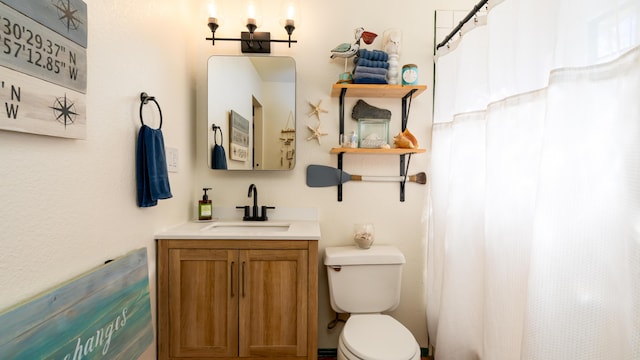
[51,94,79,128]
[54,0,83,31]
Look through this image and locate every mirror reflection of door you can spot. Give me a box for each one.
[207,56,296,171]
[253,97,264,169]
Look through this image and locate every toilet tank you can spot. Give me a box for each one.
[324,245,405,314]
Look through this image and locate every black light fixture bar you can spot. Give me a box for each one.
[206,23,297,53]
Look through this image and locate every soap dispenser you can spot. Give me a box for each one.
[198,188,212,220]
[349,131,358,148]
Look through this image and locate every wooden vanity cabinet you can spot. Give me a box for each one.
[157,239,318,360]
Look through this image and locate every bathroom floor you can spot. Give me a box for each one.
[319,357,431,360]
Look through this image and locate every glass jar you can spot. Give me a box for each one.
[353,223,375,249]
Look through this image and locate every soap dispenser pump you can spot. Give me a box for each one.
[198,188,213,220]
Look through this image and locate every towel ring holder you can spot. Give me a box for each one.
[212,124,223,145]
[140,92,163,129]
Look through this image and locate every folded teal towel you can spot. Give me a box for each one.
[354,57,389,69]
[136,125,172,207]
[359,49,389,61]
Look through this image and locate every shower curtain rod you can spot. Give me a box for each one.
[436,0,488,50]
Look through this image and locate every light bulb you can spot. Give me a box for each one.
[285,4,295,26]
[207,1,226,27]
[244,1,262,29]
[279,0,298,35]
[208,3,218,25]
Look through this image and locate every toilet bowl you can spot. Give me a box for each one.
[324,245,420,360]
[337,314,420,360]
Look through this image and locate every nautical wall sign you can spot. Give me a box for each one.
[0,0,88,47]
[0,66,86,139]
[0,0,87,139]
[0,2,87,93]
[230,109,250,162]
[0,248,154,360]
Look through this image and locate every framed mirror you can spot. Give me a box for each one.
[208,56,296,170]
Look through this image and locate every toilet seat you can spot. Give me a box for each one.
[340,314,419,360]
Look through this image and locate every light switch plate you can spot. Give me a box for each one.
[166,147,178,173]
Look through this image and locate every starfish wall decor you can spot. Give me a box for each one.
[307,122,328,144]
[306,99,329,144]
[308,99,328,120]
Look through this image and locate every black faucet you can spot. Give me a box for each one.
[236,184,275,221]
[248,183,259,219]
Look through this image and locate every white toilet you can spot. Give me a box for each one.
[324,245,420,360]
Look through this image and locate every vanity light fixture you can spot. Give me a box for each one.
[206,1,298,53]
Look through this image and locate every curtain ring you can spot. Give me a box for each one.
[139,92,163,129]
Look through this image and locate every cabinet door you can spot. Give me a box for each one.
[168,248,239,358]
[239,249,308,357]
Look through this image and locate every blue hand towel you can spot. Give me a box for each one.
[353,78,388,84]
[211,144,228,169]
[353,72,388,84]
[136,125,172,207]
[354,65,388,76]
[359,49,389,61]
[353,57,389,69]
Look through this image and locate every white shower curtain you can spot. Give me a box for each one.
[428,0,640,359]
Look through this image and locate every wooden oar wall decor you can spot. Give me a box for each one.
[306,165,427,187]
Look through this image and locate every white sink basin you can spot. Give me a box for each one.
[155,212,320,240]
[202,222,291,232]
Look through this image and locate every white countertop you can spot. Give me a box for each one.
[154,207,321,240]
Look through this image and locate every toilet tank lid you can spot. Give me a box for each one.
[324,245,406,266]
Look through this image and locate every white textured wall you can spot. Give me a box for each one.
[0,0,475,357]
[0,0,195,358]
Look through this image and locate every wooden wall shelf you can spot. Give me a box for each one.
[324,83,428,202]
[330,84,427,98]
[330,147,426,155]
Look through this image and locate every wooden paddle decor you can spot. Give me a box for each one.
[306,165,426,187]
